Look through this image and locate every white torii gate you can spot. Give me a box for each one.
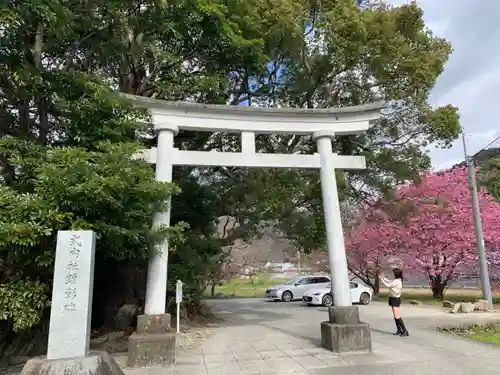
[127,95,384,356]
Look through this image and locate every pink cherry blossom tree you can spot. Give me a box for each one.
[346,167,500,299]
[345,208,402,294]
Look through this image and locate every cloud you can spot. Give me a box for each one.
[388,0,500,170]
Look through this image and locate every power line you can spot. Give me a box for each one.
[462,132,500,163]
[478,134,500,153]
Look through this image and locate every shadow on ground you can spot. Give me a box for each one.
[260,322,323,347]
[212,302,294,326]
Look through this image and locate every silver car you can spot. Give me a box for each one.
[265,275,331,302]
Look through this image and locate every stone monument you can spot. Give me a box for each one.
[21,230,123,375]
[124,94,383,360]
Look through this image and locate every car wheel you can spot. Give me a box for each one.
[322,294,333,307]
[282,291,293,302]
[359,292,371,305]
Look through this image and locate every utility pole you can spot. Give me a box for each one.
[297,251,301,274]
[461,131,494,309]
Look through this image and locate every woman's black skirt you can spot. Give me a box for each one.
[388,297,401,307]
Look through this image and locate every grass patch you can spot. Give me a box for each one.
[376,288,500,305]
[204,278,276,299]
[439,322,500,345]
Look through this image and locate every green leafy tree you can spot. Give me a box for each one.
[211,1,461,251]
[0,138,185,331]
[0,3,186,331]
[1,0,293,334]
[45,0,305,308]
[167,172,228,306]
[478,157,500,202]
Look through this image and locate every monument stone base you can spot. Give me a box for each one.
[127,313,176,368]
[320,306,372,353]
[21,351,123,375]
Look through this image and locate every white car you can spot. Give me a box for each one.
[265,275,331,302]
[302,281,373,306]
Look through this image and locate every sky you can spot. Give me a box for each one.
[388,0,500,170]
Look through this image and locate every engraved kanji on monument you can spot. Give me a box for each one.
[47,230,96,360]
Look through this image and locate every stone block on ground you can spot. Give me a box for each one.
[320,321,372,353]
[327,306,360,325]
[460,302,475,313]
[474,299,489,311]
[21,351,123,375]
[442,300,454,308]
[451,302,474,314]
[114,304,139,330]
[127,331,176,368]
[127,313,176,367]
[107,331,125,341]
[91,334,110,346]
[321,306,372,353]
[90,332,127,352]
[136,313,171,334]
[91,331,126,345]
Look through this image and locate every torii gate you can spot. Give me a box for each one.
[126,95,384,367]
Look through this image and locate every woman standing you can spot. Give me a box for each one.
[380,268,409,337]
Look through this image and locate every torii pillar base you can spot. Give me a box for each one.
[320,306,372,353]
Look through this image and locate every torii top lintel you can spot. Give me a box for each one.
[123,94,384,136]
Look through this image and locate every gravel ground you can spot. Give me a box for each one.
[175,313,222,350]
[176,325,218,350]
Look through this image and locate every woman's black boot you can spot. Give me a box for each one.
[397,318,409,336]
[393,318,402,335]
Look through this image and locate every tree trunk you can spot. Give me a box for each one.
[430,275,445,300]
[211,282,216,297]
[373,271,380,295]
[0,317,49,370]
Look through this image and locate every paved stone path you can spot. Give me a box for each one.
[121,299,500,375]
